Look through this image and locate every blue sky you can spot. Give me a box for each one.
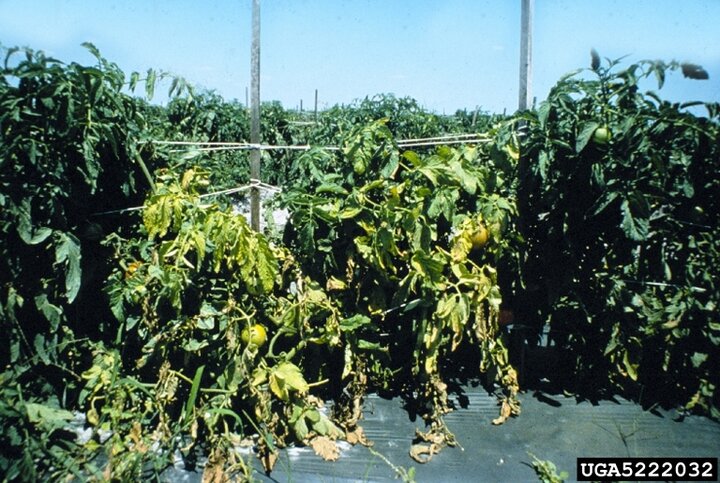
[1,0,718,114]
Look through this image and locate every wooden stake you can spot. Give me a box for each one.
[518,0,533,112]
[250,0,261,231]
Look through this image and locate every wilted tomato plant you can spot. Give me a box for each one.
[281,119,523,461]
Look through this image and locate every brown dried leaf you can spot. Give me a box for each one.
[409,443,439,464]
[129,421,149,454]
[202,448,229,483]
[310,435,341,461]
[414,428,445,446]
[346,426,372,447]
[201,465,227,483]
[492,399,513,425]
[260,451,278,473]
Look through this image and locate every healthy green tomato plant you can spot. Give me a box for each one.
[518,53,719,416]
[0,43,171,479]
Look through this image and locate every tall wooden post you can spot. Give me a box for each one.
[516,0,534,387]
[250,0,261,231]
[314,89,318,122]
[518,0,533,111]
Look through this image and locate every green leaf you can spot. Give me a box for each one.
[146,68,157,99]
[197,317,215,330]
[576,121,600,152]
[339,314,371,332]
[294,414,309,440]
[357,339,385,351]
[317,183,348,195]
[81,41,102,60]
[380,150,399,178]
[427,188,459,220]
[34,294,62,331]
[449,160,477,194]
[403,298,424,313]
[10,340,20,363]
[34,334,50,364]
[183,339,209,351]
[305,409,321,424]
[652,62,666,88]
[403,150,421,167]
[691,352,708,368]
[183,365,205,423]
[54,232,82,303]
[129,71,140,91]
[16,199,53,245]
[590,191,619,216]
[312,415,342,438]
[25,402,74,429]
[621,192,650,241]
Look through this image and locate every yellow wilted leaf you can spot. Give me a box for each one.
[269,362,309,401]
[129,421,148,454]
[504,140,520,161]
[181,169,195,191]
[326,276,347,291]
[424,354,437,375]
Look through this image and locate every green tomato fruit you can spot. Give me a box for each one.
[241,324,267,347]
[592,126,611,145]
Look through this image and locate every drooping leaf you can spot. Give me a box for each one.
[590,48,601,71]
[681,63,709,80]
[145,68,157,99]
[25,402,74,430]
[34,294,62,331]
[269,362,309,401]
[620,192,650,241]
[183,365,205,424]
[576,121,600,153]
[54,232,82,303]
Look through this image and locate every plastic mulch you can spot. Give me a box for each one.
[163,384,720,482]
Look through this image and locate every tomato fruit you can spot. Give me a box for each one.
[241,324,267,347]
[470,225,489,250]
[124,260,142,279]
[592,126,611,145]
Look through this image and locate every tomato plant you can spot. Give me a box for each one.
[98,167,355,475]
[282,119,523,460]
[517,53,720,416]
[0,43,191,479]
